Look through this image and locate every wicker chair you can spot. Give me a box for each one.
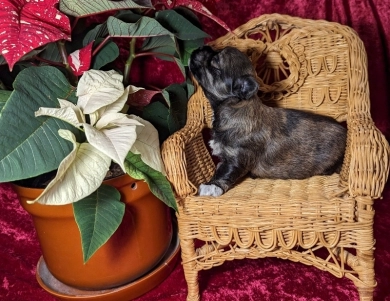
[161,14,390,301]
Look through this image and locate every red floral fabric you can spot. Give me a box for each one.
[1,0,390,300]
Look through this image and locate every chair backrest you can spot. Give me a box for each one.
[208,14,370,124]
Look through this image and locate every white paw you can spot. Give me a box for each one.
[198,184,223,197]
[209,139,222,156]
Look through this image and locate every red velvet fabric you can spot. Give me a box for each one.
[1,0,390,300]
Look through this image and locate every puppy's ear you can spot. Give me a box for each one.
[232,75,259,99]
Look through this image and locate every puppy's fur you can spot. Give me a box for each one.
[189,46,347,197]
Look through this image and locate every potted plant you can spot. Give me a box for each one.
[0,0,229,294]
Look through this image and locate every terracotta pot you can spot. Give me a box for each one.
[14,174,173,290]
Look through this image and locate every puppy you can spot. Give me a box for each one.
[188,46,347,197]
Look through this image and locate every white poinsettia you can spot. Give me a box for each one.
[76,69,125,114]
[28,130,112,205]
[29,69,164,206]
[129,115,166,175]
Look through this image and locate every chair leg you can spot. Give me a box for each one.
[357,287,375,301]
[180,237,201,301]
[355,249,376,301]
[332,247,375,301]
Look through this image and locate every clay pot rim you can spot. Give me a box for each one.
[11,173,135,195]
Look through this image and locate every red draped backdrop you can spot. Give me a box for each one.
[1,0,389,300]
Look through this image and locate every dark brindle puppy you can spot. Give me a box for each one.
[188,46,347,197]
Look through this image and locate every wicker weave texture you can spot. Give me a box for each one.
[161,14,390,301]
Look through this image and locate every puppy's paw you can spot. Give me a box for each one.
[198,184,224,197]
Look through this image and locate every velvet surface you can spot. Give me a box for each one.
[1,0,390,300]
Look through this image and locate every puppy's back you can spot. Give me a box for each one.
[251,105,346,179]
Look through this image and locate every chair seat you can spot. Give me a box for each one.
[179,174,363,250]
[182,174,353,223]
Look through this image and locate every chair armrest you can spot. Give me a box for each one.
[161,86,215,201]
[343,115,390,199]
[336,26,390,199]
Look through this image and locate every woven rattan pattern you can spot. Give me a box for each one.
[161,14,390,301]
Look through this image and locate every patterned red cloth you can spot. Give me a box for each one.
[1,0,390,300]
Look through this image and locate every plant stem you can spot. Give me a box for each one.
[71,17,80,31]
[57,40,78,86]
[33,56,64,67]
[124,38,137,86]
[92,36,111,57]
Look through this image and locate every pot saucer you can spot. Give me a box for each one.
[35,233,180,301]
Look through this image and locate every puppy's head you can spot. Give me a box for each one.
[189,46,259,103]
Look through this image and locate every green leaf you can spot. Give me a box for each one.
[0,55,6,66]
[0,66,81,182]
[186,79,195,98]
[173,57,186,78]
[73,184,125,263]
[19,48,46,62]
[38,42,62,64]
[114,10,143,23]
[0,90,11,111]
[142,83,190,141]
[59,0,153,17]
[83,24,109,46]
[178,38,205,66]
[83,11,144,46]
[124,152,177,211]
[155,10,209,41]
[162,84,189,134]
[142,101,170,142]
[107,16,172,38]
[91,39,120,70]
[141,35,177,60]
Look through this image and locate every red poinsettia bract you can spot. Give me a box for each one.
[0,0,71,71]
[68,42,93,76]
